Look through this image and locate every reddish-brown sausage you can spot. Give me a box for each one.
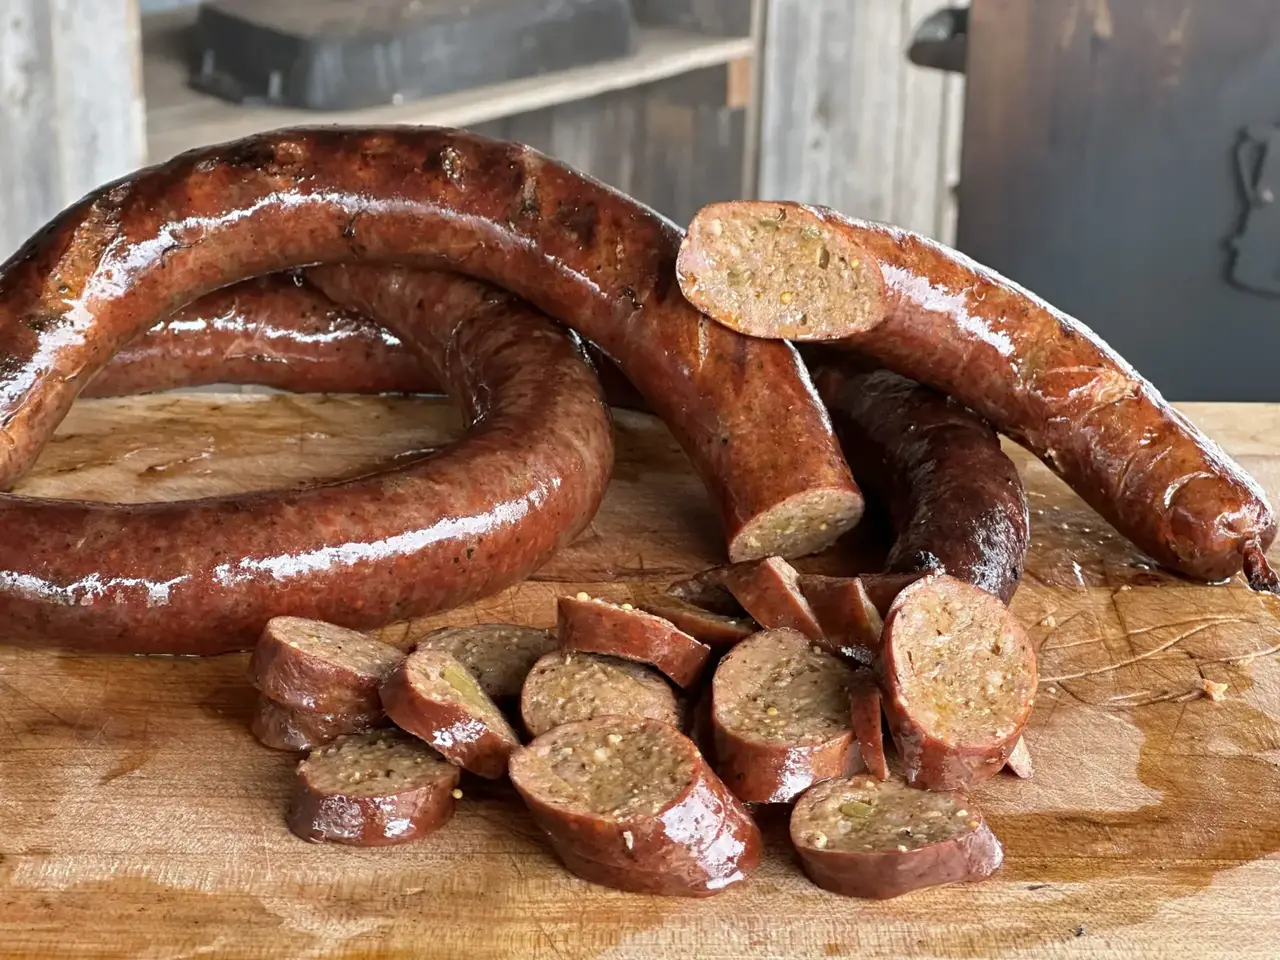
[681,201,1275,583]
[88,271,651,410]
[0,128,863,562]
[0,268,613,653]
[556,594,712,688]
[812,362,1029,605]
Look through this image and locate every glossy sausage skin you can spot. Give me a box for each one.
[684,202,1274,581]
[0,127,862,560]
[86,272,650,409]
[0,268,614,652]
[813,362,1029,604]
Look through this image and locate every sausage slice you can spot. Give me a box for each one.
[520,651,682,737]
[415,624,557,702]
[715,557,824,641]
[790,776,1003,899]
[881,575,1037,791]
[798,574,884,664]
[666,573,747,617]
[250,695,383,753]
[676,204,886,340]
[634,595,756,648]
[849,672,888,782]
[508,717,761,897]
[711,628,859,803]
[379,649,521,779]
[556,595,712,688]
[250,617,404,715]
[287,729,461,846]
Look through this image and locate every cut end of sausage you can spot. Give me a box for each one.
[882,575,1037,791]
[510,717,698,821]
[251,616,404,715]
[520,650,682,738]
[678,201,887,341]
[790,776,1002,898]
[287,728,461,846]
[635,595,757,649]
[379,648,521,779]
[250,694,383,753]
[712,628,858,803]
[728,487,865,562]
[416,623,557,702]
[798,574,885,665]
[556,594,712,688]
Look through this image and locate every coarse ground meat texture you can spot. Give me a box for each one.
[252,617,404,714]
[520,651,681,737]
[416,623,557,701]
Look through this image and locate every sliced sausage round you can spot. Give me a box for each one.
[848,671,888,782]
[715,557,824,641]
[508,716,761,897]
[519,650,682,738]
[635,595,757,649]
[286,729,461,846]
[556,595,712,688]
[797,574,885,665]
[881,574,1037,791]
[790,775,1003,898]
[250,617,404,715]
[250,694,383,753]
[711,628,859,803]
[415,623,557,703]
[379,648,521,779]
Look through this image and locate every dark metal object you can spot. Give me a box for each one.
[1229,124,1280,297]
[188,0,637,111]
[907,7,968,74]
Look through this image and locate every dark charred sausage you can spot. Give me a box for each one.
[680,201,1275,583]
[0,268,613,653]
[0,127,863,561]
[790,775,1003,898]
[812,363,1029,605]
[508,716,761,897]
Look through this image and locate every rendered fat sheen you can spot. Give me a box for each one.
[520,650,680,737]
[515,718,695,819]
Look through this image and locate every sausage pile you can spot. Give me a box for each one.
[2,125,1274,899]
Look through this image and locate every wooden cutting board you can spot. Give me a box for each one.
[3,394,1280,959]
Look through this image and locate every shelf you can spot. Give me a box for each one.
[142,15,755,163]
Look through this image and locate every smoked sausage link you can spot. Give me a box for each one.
[0,127,863,561]
[682,201,1275,582]
[812,362,1028,604]
[0,269,613,653]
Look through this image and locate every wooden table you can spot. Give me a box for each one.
[3,395,1279,959]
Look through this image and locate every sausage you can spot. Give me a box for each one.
[634,595,757,648]
[378,648,521,779]
[286,729,461,846]
[86,271,656,411]
[714,557,825,641]
[415,623,557,703]
[848,671,888,781]
[519,650,682,738]
[789,775,1003,899]
[508,716,761,897]
[881,574,1037,791]
[680,201,1275,583]
[0,267,614,653]
[250,694,384,753]
[665,572,748,618]
[0,128,863,564]
[556,594,712,688]
[250,617,404,715]
[676,205,886,340]
[796,574,884,665]
[710,628,859,803]
[811,363,1029,605]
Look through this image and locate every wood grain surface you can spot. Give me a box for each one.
[3,394,1280,959]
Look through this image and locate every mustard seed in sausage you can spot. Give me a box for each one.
[416,623,557,703]
[556,595,712,688]
[251,617,404,715]
[519,650,682,738]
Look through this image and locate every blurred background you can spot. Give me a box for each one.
[2,0,1278,400]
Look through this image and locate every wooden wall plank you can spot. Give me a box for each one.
[0,0,146,261]
[757,0,963,240]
